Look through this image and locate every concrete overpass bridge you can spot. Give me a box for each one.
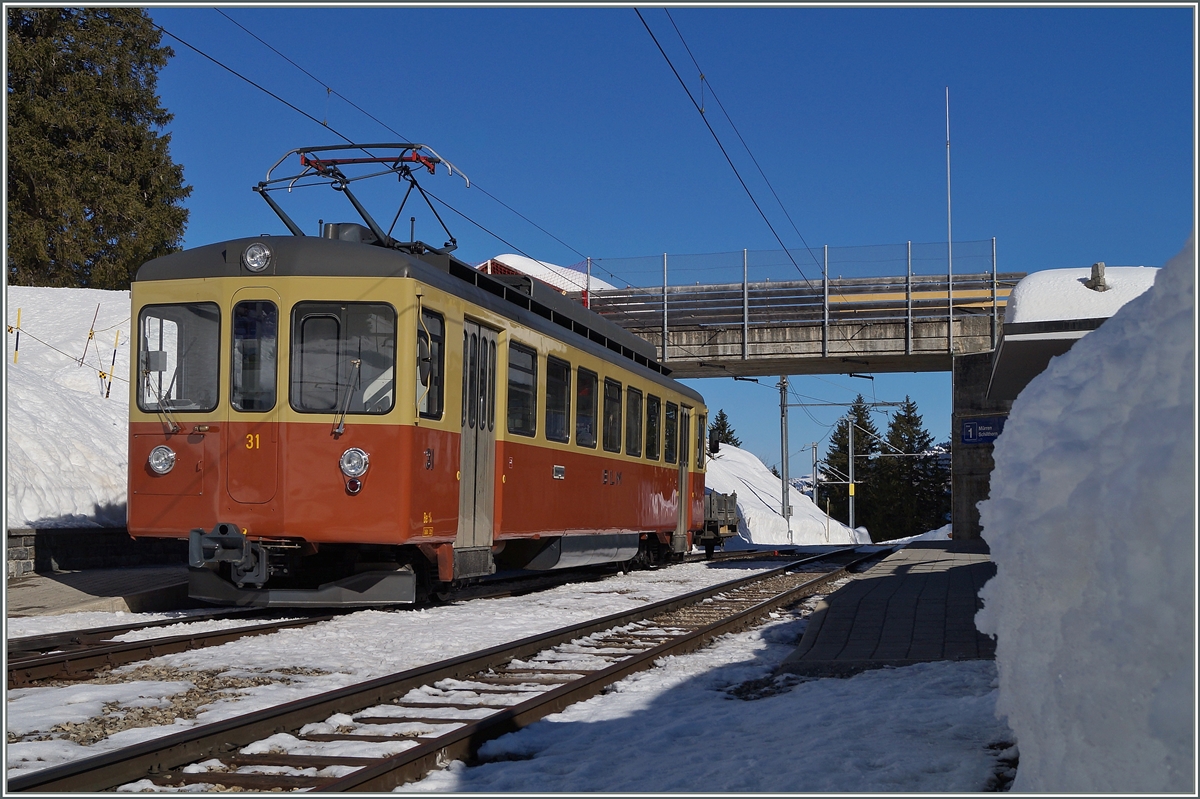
[579,270,1025,378]
[573,266,1026,540]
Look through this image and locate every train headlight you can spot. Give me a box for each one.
[148,445,176,475]
[339,448,369,478]
[241,242,273,273]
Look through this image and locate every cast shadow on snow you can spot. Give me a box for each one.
[433,611,1017,793]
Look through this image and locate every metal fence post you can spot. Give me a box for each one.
[906,240,913,355]
[822,244,829,358]
[991,237,998,349]
[947,252,954,355]
[661,253,668,363]
[742,249,749,360]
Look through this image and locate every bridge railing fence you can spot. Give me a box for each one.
[571,239,1022,360]
[582,239,998,289]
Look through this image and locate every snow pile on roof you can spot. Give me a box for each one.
[483,254,617,294]
[977,235,1194,791]
[1004,265,1158,324]
[704,443,871,546]
[5,286,131,528]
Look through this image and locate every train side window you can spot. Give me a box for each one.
[488,339,497,431]
[137,302,220,413]
[461,330,469,427]
[507,342,537,437]
[696,412,707,469]
[576,368,598,448]
[626,388,643,457]
[665,402,679,464]
[417,310,444,419]
[290,302,396,414]
[546,357,571,443]
[645,394,661,460]
[602,379,622,453]
[467,333,479,429]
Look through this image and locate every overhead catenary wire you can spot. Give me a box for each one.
[635,8,820,287]
[663,10,820,265]
[208,10,628,287]
[156,22,565,277]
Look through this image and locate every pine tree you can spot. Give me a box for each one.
[871,397,951,541]
[822,395,881,532]
[7,8,191,289]
[709,408,742,447]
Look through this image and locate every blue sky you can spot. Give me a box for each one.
[146,5,1194,475]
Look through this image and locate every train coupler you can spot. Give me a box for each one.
[188,523,268,587]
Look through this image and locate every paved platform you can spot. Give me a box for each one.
[5,565,193,617]
[779,540,996,677]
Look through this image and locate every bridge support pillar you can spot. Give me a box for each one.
[951,352,1012,540]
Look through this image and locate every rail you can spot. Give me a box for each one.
[8,613,341,687]
[8,548,883,792]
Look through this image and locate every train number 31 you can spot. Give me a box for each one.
[245,434,260,450]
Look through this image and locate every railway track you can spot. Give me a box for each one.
[7,549,818,689]
[9,547,887,793]
[7,610,340,688]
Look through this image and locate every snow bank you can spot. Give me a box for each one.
[976,235,1195,792]
[6,287,131,528]
[704,444,869,546]
[1004,265,1158,324]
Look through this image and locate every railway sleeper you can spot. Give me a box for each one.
[10,550,874,793]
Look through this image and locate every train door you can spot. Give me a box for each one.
[455,320,499,579]
[674,405,692,553]
[227,289,281,505]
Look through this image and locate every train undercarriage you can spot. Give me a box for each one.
[184,521,721,609]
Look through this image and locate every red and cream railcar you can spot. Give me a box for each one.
[129,228,709,606]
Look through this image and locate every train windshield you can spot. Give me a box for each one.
[290,302,396,414]
[137,303,220,413]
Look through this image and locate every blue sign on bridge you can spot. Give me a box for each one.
[961,416,1007,445]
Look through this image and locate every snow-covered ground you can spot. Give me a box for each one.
[977,235,1195,792]
[5,562,1014,790]
[5,286,132,528]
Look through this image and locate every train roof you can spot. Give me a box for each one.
[136,234,703,404]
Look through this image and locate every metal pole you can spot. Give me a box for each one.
[822,244,829,357]
[991,237,998,349]
[906,240,913,355]
[811,442,819,509]
[780,376,791,536]
[946,87,954,355]
[848,416,855,531]
[742,249,749,360]
[661,253,668,363]
[586,256,592,309]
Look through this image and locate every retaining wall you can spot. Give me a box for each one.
[7,529,188,579]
